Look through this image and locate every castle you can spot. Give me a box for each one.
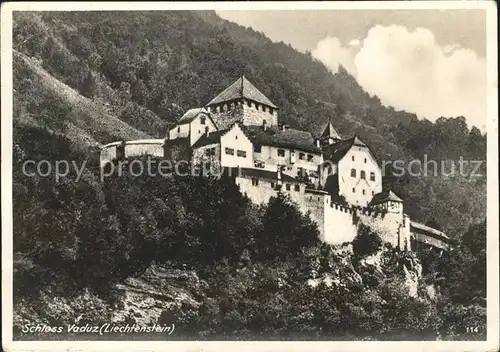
[100,76,452,252]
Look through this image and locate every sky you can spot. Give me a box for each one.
[217,10,487,130]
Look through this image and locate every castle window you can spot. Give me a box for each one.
[364,158,367,163]
[285,184,291,191]
[255,103,260,110]
[177,127,180,133]
[299,152,305,160]
[294,184,300,192]
[307,154,314,162]
[251,178,259,186]
[372,191,375,196]
[370,172,376,181]
[351,169,356,177]
[237,150,247,158]
[352,156,355,161]
[247,100,252,107]
[352,187,355,193]
[262,106,266,112]
[361,170,366,179]
[254,160,265,168]
[200,116,206,125]
[269,108,274,115]
[225,148,234,155]
[271,182,275,188]
[254,144,262,153]
[362,189,366,195]
[277,149,285,157]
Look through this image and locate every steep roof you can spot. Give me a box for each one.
[207,76,277,108]
[369,190,403,206]
[177,107,209,125]
[191,129,229,149]
[319,121,341,140]
[322,136,368,163]
[410,221,451,241]
[243,125,321,154]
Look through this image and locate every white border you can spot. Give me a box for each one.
[1,2,498,352]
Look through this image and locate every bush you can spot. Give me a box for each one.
[352,225,383,258]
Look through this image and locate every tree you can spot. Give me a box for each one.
[80,70,96,99]
[352,225,383,258]
[255,193,320,262]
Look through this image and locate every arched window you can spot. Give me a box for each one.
[351,169,356,177]
[360,170,366,179]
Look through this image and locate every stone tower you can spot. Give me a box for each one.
[205,75,279,129]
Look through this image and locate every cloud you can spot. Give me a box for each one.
[311,37,356,75]
[354,25,486,129]
[348,39,361,47]
[313,25,486,129]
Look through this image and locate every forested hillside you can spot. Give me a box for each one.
[11,10,488,340]
[12,11,486,238]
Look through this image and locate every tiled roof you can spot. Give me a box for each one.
[322,136,367,163]
[191,129,229,149]
[319,121,341,140]
[207,76,277,108]
[410,221,451,241]
[369,190,403,206]
[243,125,321,154]
[178,107,208,124]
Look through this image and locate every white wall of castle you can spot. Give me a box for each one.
[338,146,383,206]
[168,114,217,147]
[253,145,321,177]
[237,173,411,249]
[189,114,218,146]
[168,123,190,141]
[220,124,254,168]
[100,140,165,167]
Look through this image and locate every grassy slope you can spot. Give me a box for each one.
[13,50,151,150]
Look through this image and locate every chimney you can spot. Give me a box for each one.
[262,120,267,131]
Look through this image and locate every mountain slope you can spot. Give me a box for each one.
[11,10,486,237]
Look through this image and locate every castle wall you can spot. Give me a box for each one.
[220,124,254,169]
[189,114,218,146]
[209,103,244,130]
[169,123,190,141]
[100,142,119,167]
[324,203,358,245]
[338,146,383,206]
[100,140,165,167]
[254,145,321,180]
[192,142,221,173]
[356,209,410,250]
[241,101,278,127]
[124,141,164,160]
